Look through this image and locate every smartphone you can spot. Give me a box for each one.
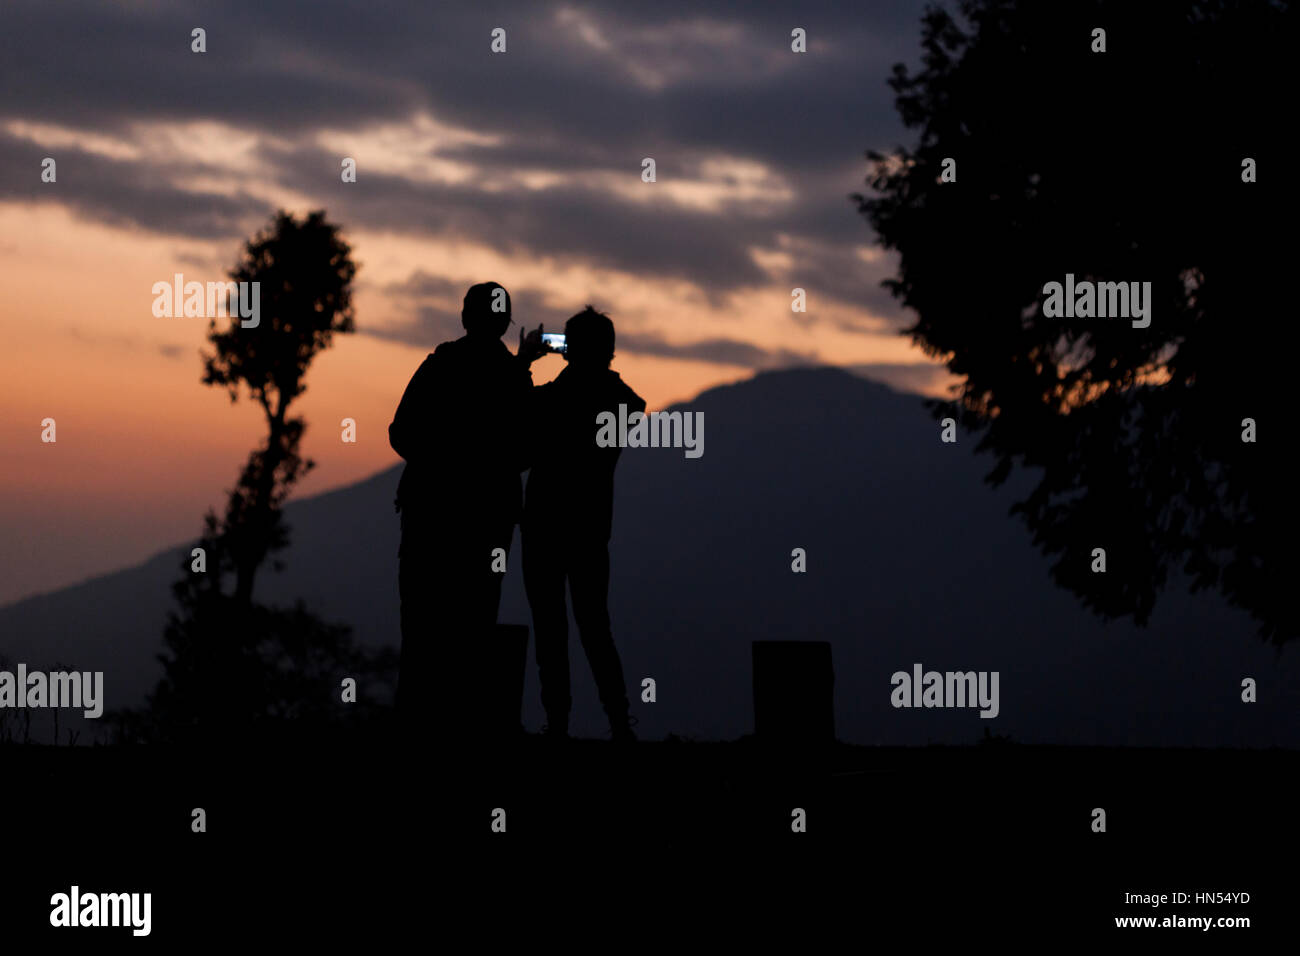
[541,332,567,354]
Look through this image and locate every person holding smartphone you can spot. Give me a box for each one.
[519,306,644,742]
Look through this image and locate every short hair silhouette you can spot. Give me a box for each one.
[462,281,511,338]
[564,305,615,368]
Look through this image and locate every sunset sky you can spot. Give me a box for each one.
[0,0,950,604]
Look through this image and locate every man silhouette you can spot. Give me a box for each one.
[388,282,540,733]
[522,306,644,742]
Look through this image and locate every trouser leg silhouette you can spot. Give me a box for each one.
[399,505,512,739]
[568,542,630,724]
[523,529,571,730]
[524,528,630,732]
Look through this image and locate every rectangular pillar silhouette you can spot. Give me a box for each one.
[752,640,834,741]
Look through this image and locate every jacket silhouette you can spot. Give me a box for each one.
[522,313,644,741]
[388,282,532,729]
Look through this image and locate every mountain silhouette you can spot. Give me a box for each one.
[3,367,1296,746]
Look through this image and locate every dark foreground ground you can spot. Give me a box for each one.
[2,734,1293,944]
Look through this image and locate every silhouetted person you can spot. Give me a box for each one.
[389,282,536,734]
[522,307,644,742]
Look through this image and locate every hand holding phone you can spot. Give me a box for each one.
[519,324,550,364]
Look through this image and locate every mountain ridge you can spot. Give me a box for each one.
[3,367,1296,747]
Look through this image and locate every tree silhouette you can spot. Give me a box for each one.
[116,210,395,745]
[203,209,357,605]
[858,0,1297,643]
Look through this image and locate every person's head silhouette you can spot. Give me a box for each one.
[462,282,511,339]
[563,306,615,370]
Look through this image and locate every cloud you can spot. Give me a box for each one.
[360,304,463,349]
[619,331,817,369]
[380,270,466,301]
[847,361,956,396]
[362,275,581,349]
[0,0,934,368]
[362,282,825,371]
[0,127,269,239]
[551,7,793,92]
